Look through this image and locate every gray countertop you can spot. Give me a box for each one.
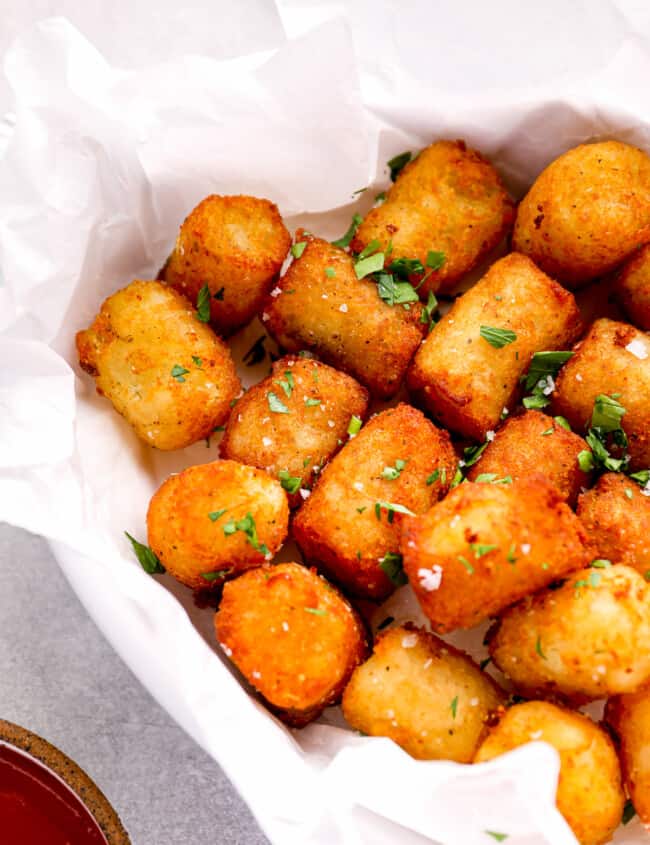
[0,521,270,845]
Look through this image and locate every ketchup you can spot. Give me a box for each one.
[0,742,107,845]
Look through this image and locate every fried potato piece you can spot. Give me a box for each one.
[577,473,650,577]
[513,141,650,288]
[215,563,368,726]
[474,701,625,845]
[489,564,650,703]
[76,280,240,450]
[220,356,369,506]
[401,477,590,633]
[163,194,291,337]
[407,253,583,440]
[147,460,289,590]
[616,244,650,330]
[466,410,591,505]
[606,685,650,827]
[552,318,650,471]
[292,404,457,600]
[350,140,515,296]
[342,625,504,761]
[262,232,425,399]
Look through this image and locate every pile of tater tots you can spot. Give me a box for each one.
[76,139,650,845]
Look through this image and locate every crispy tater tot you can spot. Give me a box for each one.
[606,685,650,828]
[262,232,425,399]
[163,194,291,337]
[616,243,650,330]
[552,318,650,471]
[147,460,289,590]
[292,404,457,600]
[513,141,650,288]
[474,701,625,845]
[220,356,369,506]
[401,476,590,633]
[342,625,504,761]
[489,564,650,703]
[466,410,591,505]
[215,563,368,726]
[407,253,583,441]
[351,140,515,296]
[76,280,240,450]
[577,473,650,577]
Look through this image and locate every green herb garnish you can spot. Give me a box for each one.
[267,391,290,414]
[379,551,408,586]
[125,532,165,574]
[278,470,301,494]
[291,241,307,259]
[480,326,517,349]
[196,284,211,322]
[388,151,412,181]
[331,214,363,249]
[222,513,269,555]
[171,364,189,383]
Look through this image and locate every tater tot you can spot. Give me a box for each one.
[163,194,291,337]
[147,460,289,590]
[350,140,515,296]
[342,625,504,761]
[76,280,240,450]
[616,243,650,330]
[220,356,369,506]
[606,685,650,827]
[577,473,650,577]
[262,232,425,399]
[401,477,590,633]
[292,404,457,600]
[215,563,368,726]
[466,410,591,505]
[513,141,650,288]
[474,701,625,845]
[489,564,650,703]
[552,318,650,471]
[407,253,583,440]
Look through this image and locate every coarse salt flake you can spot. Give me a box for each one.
[402,633,419,649]
[270,287,282,298]
[261,312,270,321]
[220,643,232,657]
[486,430,496,441]
[262,437,272,447]
[418,566,443,591]
[299,488,311,500]
[282,622,289,632]
[626,339,648,360]
[521,543,531,555]
[339,303,348,313]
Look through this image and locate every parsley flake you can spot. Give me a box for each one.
[485,833,509,843]
[171,364,189,383]
[450,695,459,719]
[535,635,547,659]
[192,355,203,367]
[304,607,327,616]
[474,473,513,485]
[470,543,498,558]
[268,391,290,414]
[348,415,363,436]
[387,151,412,181]
[196,284,212,322]
[201,569,232,582]
[332,214,363,249]
[426,250,446,271]
[222,513,269,555]
[591,559,612,569]
[457,556,475,574]
[278,470,301,495]
[304,397,321,407]
[480,326,517,348]
[379,551,408,586]
[426,469,440,486]
[524,351,574,391]
[125,532,165,575]
[325,267,336,278]
[382,459,407,480]
[374,501,416,523]
[376,272,419,306]
[208,509,227,522]
[355,251,385,280]
[276,371,294,398]
[291,241,307,259]
[554,416,571,431]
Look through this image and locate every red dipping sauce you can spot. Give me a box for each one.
[0,741,107,845]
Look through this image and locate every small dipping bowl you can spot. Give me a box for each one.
[0,719,130,845]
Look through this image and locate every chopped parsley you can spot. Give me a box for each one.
[196,284,212,322]
[463,441,489,468]
[420,291,439,331]
[276,371,294,398]
[521,350,573,409]
[387,151,412,181]
[382,459,407,480]
[192,356,203,367]
[507,544,517,565]
[291,241,307,259]
[625,488,634,500]
[554,416,571,431]
[470,543,498,558]
[474,473,512,485]
[480,326,517,349]
[591,559,612,569]
[304,607,327,616]
[426,469,440,486]
[304,397,321,407]
[223,513,269,555]
[631,469,650,486]
[577,394,630,474]
[208,509,227,522]
[457,556,475,574]
[535,635,546,659]
[243,335,267,366]
[331,214,363,249]
[348,415,363,436]
[125,532,165,575]
[171,364,189,383]
[201,569,232,582]
[325,267,336,278]
[374,501,416,523]
[355,250,385,280]
[379,551,408,586]
[485,833,509,843]
[450,695,459,719]
[375,191,386,203]
[278,470,301,494]
[376,272,419,306]
[267,391,290,414]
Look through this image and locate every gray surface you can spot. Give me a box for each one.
[0,522,270,845]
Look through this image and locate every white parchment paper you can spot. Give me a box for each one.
[1,4,649,843]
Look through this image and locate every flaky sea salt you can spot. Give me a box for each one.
[418,565,443,591]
